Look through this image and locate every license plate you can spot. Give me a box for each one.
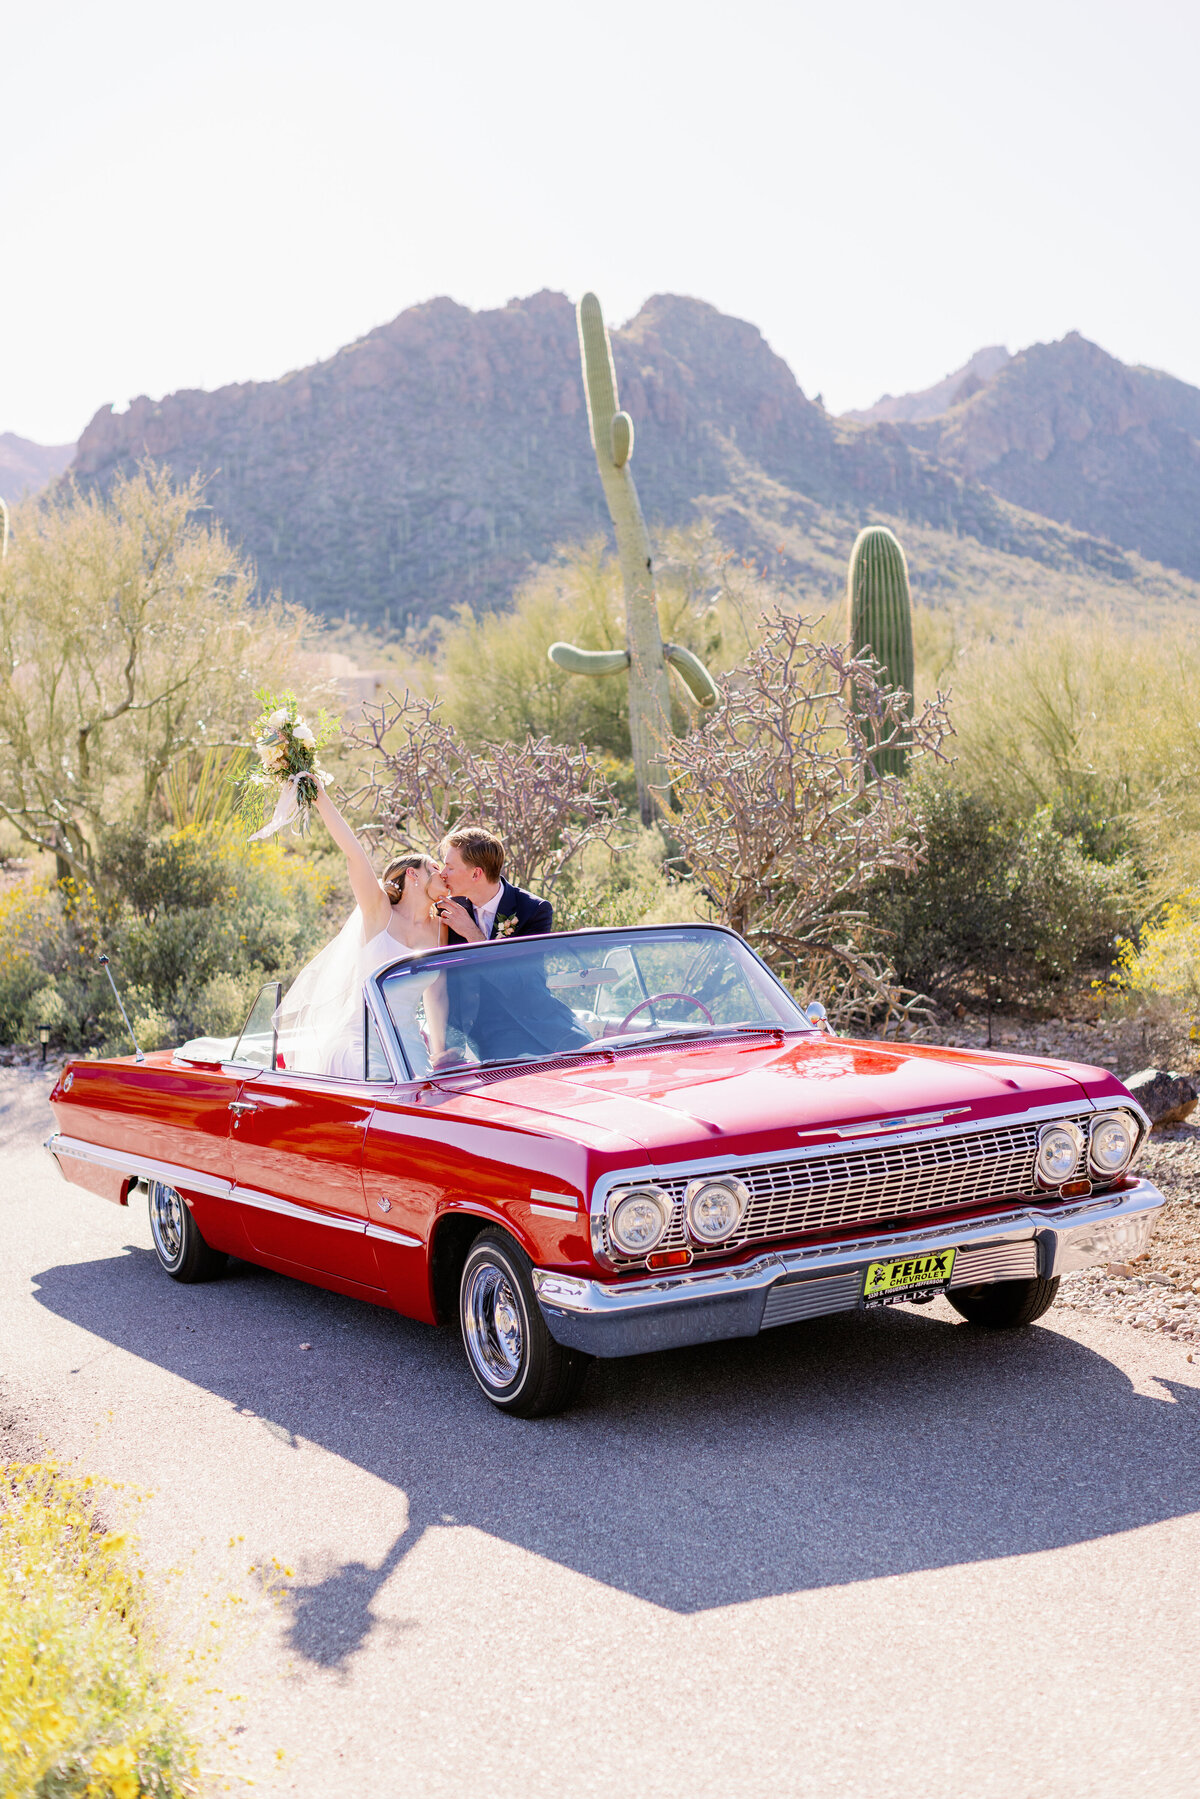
[862,1248,956,1306]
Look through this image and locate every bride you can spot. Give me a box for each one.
[276,782,450,1077]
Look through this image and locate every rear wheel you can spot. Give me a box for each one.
[459,1229,590,1417]
[947,1275,1060,1328]
[147,1181,227,1283]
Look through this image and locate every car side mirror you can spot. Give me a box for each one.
[805,1001,832,1034]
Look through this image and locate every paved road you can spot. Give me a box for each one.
[5,1067,1200,1798]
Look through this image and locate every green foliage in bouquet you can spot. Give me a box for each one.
[846,525,915,777]
[234,689,339,836]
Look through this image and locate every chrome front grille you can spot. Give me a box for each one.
[601,1115,1090,1266]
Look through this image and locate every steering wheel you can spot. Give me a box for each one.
[617,992,715,1033]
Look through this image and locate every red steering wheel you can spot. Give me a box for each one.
[617,992,715,1033]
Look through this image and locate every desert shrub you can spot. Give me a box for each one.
[344,691,619,899]
[664,608,953,1031]
[0,1460,200,1798]
[0,465,320,887]
[936,615,1200,894]
[865,777,1139,1006]
[1109,896,1200,1025]
[0,827,336,1052]
[553,826,707,933]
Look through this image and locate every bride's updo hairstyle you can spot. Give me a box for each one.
[382,854,437,904]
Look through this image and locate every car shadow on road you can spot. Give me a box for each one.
[32,1245,1200,1655]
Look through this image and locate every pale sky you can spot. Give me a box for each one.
[4,0,1196,446]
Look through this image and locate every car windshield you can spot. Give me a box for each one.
[377,926,809,1077]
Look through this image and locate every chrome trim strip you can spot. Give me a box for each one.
[47,1132,370,1236]
[47,1133,232,1200]
[530,1188,580,1210]
[365,1223,423,1247]
[538,1179,1165,1357]
[531,1204,583,1220]
[230,1184,366,1233]
[799,1105,971,1140]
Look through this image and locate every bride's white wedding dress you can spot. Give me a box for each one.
[276,908,438,1078]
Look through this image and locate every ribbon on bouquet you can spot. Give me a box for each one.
[248,774,304,841]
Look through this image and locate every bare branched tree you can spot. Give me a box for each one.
[343,689,620,898]
[664,609,953,1033]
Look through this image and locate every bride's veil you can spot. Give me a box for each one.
[275,907,370,1073]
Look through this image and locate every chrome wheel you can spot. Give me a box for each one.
[462,1259,525,1390]
[457,1230,589,1417]
[149,1181,185,1269]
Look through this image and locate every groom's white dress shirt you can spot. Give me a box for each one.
[474,888,504,940]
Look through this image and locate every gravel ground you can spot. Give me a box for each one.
[918,1008,1200,1335]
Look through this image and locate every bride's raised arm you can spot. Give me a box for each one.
[312,784,391,939]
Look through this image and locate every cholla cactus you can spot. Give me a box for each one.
[549,293,717,823]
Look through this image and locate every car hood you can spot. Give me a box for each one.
[447,1033,1127,1162]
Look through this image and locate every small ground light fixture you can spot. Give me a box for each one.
[38,1026,50,1063]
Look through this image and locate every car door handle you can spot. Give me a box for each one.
[228,1100,259,1116]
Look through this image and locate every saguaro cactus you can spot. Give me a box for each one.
[549,292,717,824]
[846,524,915,776]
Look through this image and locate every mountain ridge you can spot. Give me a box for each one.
[68,292,1200,626]
[0,432,76,500]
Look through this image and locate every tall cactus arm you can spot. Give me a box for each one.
[576,293,674,825]
[663,643,720,708]
[578,293,620,463]
[611,412,634,469]
[548,642,631,677]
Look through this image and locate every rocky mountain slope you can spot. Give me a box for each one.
[892,333,1200,581]
[70,294,1200,627]
[0,433,75,500]
[843,348,1012,425]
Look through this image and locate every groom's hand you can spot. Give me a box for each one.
[437,899,486,942]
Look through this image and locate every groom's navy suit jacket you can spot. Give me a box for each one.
[444,880,588,1061]
[444,878,552,945]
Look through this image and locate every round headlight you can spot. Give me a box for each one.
[1089,1111,1135,1177]
[1036,1122,1083,1187]
[608,1187,669,1255]
[685,1177,749,1245]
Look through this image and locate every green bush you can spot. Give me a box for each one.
[865,777,1140,1006]
[0,826,336,1052]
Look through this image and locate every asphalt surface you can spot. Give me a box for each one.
[5,1066,1200,1798]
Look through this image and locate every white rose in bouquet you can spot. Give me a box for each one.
[236,690,339,840]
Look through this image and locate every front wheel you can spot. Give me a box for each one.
[947,1275,1060,1328]
[147,1181,227,1283]
[459,1230,590,1417]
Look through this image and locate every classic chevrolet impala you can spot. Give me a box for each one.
[47,924,1164,1416]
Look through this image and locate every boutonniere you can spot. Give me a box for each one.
[494,913,520,939]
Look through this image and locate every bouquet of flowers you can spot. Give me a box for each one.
[235,690,339,839]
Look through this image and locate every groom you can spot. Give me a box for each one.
[435,825,552,944]
[434,825,589,1065]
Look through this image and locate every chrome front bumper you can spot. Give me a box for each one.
[532,1178,1165,1358]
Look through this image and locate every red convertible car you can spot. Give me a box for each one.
[47,924,1164,1416]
